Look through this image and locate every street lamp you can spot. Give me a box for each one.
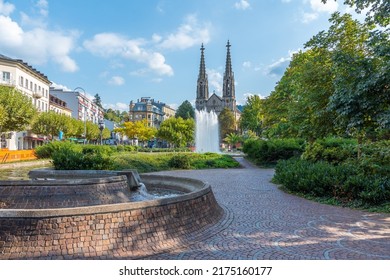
[98,118,105,145]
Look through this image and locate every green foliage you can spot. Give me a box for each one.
[116,119,156,142]
[218,107,236,139]
[157,117,195,147]
[50,143,113,170]
[274,158,390,205]
[322,0,389,26]
[137,147,190,153]
[243,138,305,164]
[111,152,239,173]
[223,133,241,148]
[302,138,358,164]
[0,86,36,134]
[34,141,82,158]
[240,95,264,135]
[168,154,191,169]
[175,100,195,119]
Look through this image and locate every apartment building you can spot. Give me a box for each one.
[129,97,175,129]
[0,54,51,150]
[50,88,104,126]
[49,95,72,117]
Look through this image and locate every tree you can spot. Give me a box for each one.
[0,86,36,135]
[94,94,103,108]
[322,0,389,26]
[306,13,389,153]
[85,121,100,141]
[116,119,157,143]
[157,117,195,147]
[240,95,264,136]
[175,100,195,119]
[218,107,236,139]
[223,133,241,150]
[31,111,69,140]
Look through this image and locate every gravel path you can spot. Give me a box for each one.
[146,157,390,260]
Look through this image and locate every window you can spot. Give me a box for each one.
[25,79,28,88]
[20,76,24,86]
[2,71,10,82]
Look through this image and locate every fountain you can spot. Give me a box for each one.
[195,109,220,153]
[0,169,224,259]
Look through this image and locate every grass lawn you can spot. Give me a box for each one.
[110,152,240,173]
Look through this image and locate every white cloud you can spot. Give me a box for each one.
[50,81,72,91]
[168,103,179,110]
[238,92,267,105]
[234,0,251,10]
[301,0,339,23]
[207,68,223,93]
[302,12,319,23]
[84,33,173,76]
[308,0,338,13]
[265,50,299,77]
[242,61,252,68]
[151,78,163,83]
[158,14,211,50]
[152,33,162,43]
[0,0,14,16]
[0,3,78,72]
[36,0,48,17]
[108,76,125,86]
[104,102,129,111]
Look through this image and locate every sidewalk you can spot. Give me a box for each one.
[146,157,390,260]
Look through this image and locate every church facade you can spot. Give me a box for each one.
[195,41,240,121]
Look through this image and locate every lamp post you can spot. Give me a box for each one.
[98,118,105,145]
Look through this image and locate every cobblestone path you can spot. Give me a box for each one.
[146,157,390,260]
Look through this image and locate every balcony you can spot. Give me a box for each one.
[32,91,43,99]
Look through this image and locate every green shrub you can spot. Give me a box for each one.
[168,154,191,169]
[274,158,344,197]
[51,144,113,170]
[274,158,390,206]
[34,141,81,159]
[81,144,115,156]
[302,137,357,164]
[243,138,305,164]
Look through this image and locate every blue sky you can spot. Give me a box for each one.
[0,0,359,111]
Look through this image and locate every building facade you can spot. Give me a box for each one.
[129,97,175,129]
[0,54,51,150]
[50,88,104,126]
[195,41,240,121]
[49,95,72,117]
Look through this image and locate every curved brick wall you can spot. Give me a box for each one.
[0,174,223,259]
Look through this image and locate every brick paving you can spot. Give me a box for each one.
[145,157,390,260]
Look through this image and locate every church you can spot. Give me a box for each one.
[195,40,241,121]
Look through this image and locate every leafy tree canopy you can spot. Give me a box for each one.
[157,117,195,147]
[175,100,195,119]
[218,107,236,139]
[0,86,36,134]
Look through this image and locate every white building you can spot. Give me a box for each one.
[50,88,104,127]
[0,54,51,150]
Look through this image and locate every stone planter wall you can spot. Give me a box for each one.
[0,174,223,259]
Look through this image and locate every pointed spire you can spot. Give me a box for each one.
[196,43,209,103]
[199,43,206,79]
[225,40,232,76]
[223,40,235,99]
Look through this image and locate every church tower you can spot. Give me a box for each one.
[195,43,209,111]
[222,40,236,111]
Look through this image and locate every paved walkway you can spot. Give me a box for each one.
[146,157,390,260]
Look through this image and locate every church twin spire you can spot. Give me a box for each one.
[196,40,236,112]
